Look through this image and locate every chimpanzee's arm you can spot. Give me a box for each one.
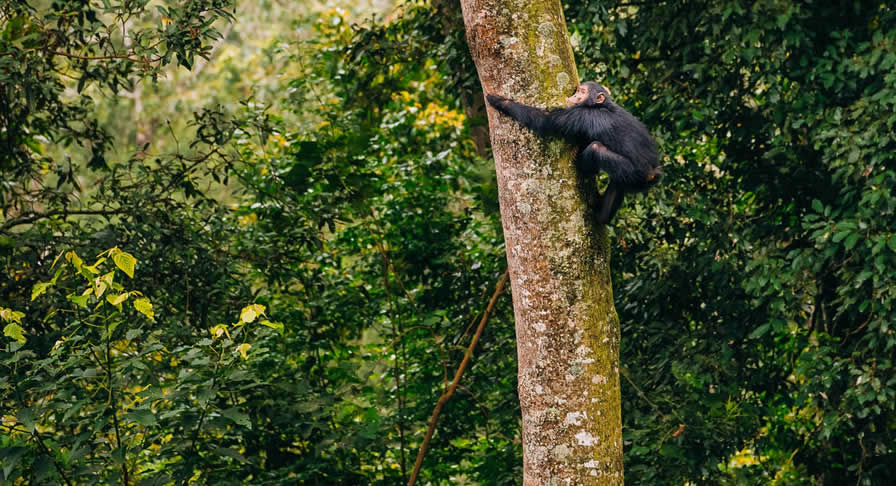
[486,94,565,139]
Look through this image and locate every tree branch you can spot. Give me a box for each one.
[52,50,141,62]
[1,209,125,232]
[407,270,509,486]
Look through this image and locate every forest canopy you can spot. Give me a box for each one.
[1,0,895,484]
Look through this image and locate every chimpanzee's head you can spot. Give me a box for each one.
[565,82,612,107]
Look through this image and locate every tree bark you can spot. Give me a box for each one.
[459,1,624,484]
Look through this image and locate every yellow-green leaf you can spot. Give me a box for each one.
[107,321,120,338]
[112,250,137,278]
[260,320,285,334]
[68,294,89,308]
[1,308,25,323]
[94,280,108,299]
[239,304,266,324]
[31,282,52,301]
[133,298,154,321]
[51,250,65,269]
[4,323,26,344]
[237,343,251,360]
[83,257,106,275]
[107,293,129,306]
[66,250,83,269]
[210,324,229,339]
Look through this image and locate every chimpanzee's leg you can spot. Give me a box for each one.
[595,182,625,224]
[579,142,631,224]
[577,141,634,179]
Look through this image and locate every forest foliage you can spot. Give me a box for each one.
[1,0,895,485]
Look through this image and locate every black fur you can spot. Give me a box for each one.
[487,82,661,224]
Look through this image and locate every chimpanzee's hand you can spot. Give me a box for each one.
[486,93,512,110]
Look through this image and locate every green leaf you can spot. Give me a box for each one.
[659,443,684,459]
[832,230,850,243]
[112,250,137,278]
[4,323,27,344]
[127,409,158,426]
[17,407,35,432]
[111,447,126,465]
[220,408,251,428]
[134,298,155,321]
[211,446,250,464]
[31,282,52,301]
[34,454,55,481]
[359,420,380,440]
[748,323,770,339]
[811,199,823,213]
[107,321,120,338]
[1,446,27,479]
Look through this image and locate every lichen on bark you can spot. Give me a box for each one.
[460,0,624,484]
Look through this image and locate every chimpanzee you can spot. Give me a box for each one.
[486,82,661,224]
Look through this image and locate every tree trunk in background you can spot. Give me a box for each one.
[459,1,624,484]
[433,0,491,157]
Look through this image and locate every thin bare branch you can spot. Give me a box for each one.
[407,270,509,486]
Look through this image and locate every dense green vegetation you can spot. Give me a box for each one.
[2,0,894,485]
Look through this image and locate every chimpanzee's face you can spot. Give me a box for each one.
[566,84,590,107]
[566,83,608,107]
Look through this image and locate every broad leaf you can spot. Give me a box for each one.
[112,249,137,278]
[134,298,154,321]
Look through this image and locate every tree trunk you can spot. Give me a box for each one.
[459,1,624,484]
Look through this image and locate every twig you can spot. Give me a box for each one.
[52,50,142,62]
[105,321,129,485]
[387,324,450,387]
[191,345,224,454]
[31,430,75,486]
[368,214,417,308]
[407,270,509,486]
[1,209,125,232]
[189,21,235,80]
[377,237,408,481]
[856,433,866,486]
[620,367,667,420]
